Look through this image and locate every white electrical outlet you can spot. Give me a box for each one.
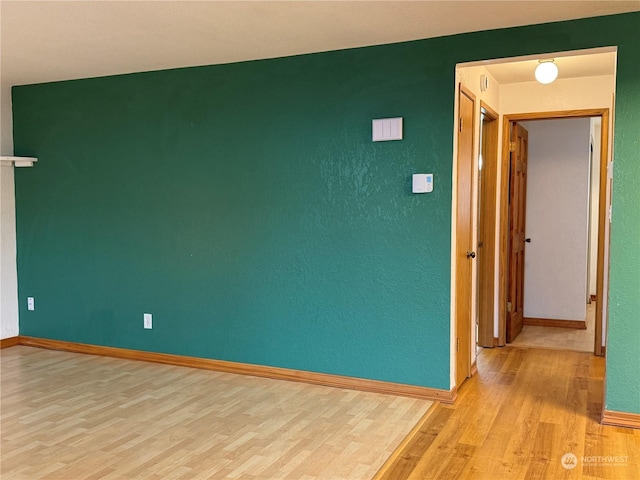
[27,297,35,311]
[143,313,152,329]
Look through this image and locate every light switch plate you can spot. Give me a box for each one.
[372,117,403,142]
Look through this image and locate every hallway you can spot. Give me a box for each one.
[376,346,640,480]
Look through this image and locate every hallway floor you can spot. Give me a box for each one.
[376,346,640,480]
[509,302,596,352]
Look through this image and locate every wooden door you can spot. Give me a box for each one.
[477,105,499,348]
[506,123,529,343]
[455,86,475,387]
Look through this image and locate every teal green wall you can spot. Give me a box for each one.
[605,23,640,414]
[12,44,454,389]
[13,13,640,410]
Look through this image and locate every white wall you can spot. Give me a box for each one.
[0,165,19,339]
[457,66,501,112]
[0,83,19,339]
[520,118,591,321]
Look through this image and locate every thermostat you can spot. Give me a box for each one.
[413,174,433,193]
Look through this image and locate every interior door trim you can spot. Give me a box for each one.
[498,108,610,354]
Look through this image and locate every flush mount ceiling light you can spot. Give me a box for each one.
[535,59,559,84]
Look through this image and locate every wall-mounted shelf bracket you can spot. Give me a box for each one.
[0,156,38,167]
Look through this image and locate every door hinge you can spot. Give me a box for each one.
[459,117,464,132]
[456,337,460,352]
[509,142,516,152]
[507,301,512,313]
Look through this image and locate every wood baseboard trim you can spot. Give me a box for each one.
[373,402,440,479]
[601,409,640,429]
[523,317,587,330]
[470,361,478,376]
[505,344,594,354]
[0,336,20,349]
[16,336,456,403]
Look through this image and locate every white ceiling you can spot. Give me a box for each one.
[1,1,638,88]
[481,50,618,84]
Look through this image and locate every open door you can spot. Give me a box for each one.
[506,123,529,343]
[476,103,499,348]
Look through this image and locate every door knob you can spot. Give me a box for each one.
[466,251,476,259]
[525,238,531,243]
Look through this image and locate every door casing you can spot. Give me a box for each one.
[498,109,610,355]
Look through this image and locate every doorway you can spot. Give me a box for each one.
[453,48,616,394]
[506,117,602,352]
[498,109,610,356]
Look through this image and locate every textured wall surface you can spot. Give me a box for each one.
[12,13,640,409]
[605,34,640,414]
[13,46,454,388]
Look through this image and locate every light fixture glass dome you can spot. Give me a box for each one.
[535,60,558,84]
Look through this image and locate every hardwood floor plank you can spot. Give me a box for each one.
[380,346,640,480]
[374,406,452,480]
[523,421,555,479]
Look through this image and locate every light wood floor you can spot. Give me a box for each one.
[377,345,640,480]
[1,346,431,479]
[510,302,596,352]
